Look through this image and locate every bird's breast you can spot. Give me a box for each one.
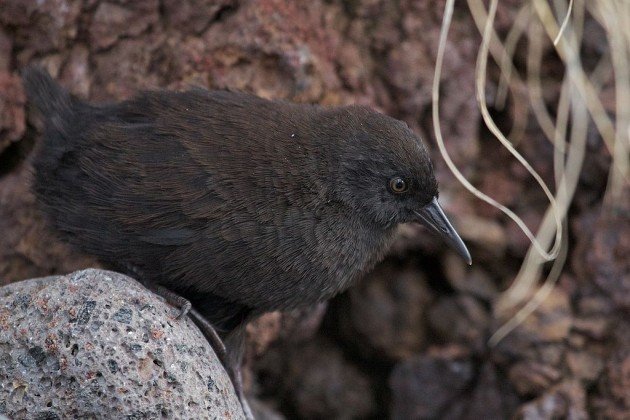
[196,206,395,311]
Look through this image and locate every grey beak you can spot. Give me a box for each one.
[414,197,472,265]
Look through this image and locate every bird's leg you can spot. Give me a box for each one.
[188,309,253,419]
[124,266,253,418]
[231,363,252,419]
[120,263,192,320]
[224,325,253,420]
[135,284,229,373]
[187,307,229,366]
[134,282,252,418]
[136,278,192,320]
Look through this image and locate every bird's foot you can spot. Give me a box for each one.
[153,284,192,319]
[121,264,191,319]
[131,277,252,418]
[134,277,191,319]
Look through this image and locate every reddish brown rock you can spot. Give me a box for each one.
[442,363,519,419]
[275,302,328,343]
[515,380,588,420]
[0,71,26,155]
[448,214,508,258]
[338,260,433,361]
[199,0,342,103]
[245,303,327,357]
[428,295,490,351]
[389,346,474,419]
[284,339,376,419]
[583,203,630,310]
[58,45,91,98]
[0,28,11,72]
[162,0,238,35]
[1,0,82,55]
[494,287,573,361]
[394,0,481,171]
[572,316,610,341]
[566,350,605,382]
[592,322,630,418]
[492,286,577,403]
[246,312,284,357]
[0,164,98,285]
[89,1,159,51]
[242,304,326,393]
[442,254,500,300]
[508,361,562,396]
[91,37,165,101]
[465,363,519,419]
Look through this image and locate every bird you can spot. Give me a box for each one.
[23,66,471,417]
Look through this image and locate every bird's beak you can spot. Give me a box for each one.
[413,197,472,265]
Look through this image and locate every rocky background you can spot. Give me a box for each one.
[0,0,627,419]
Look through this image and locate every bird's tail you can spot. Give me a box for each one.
[22,66,73,119]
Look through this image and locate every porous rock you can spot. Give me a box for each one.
[0,269,244,419]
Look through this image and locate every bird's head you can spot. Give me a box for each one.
[321,105,471,264]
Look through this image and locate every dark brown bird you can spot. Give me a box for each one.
[23,67,470,417]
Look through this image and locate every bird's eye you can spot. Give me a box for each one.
[389,177,408,194]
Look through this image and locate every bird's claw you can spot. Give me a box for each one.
[176,300,192,320]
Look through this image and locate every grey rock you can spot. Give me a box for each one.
[0,269,244,419]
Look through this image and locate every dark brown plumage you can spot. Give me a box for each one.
[23,66,470,415]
